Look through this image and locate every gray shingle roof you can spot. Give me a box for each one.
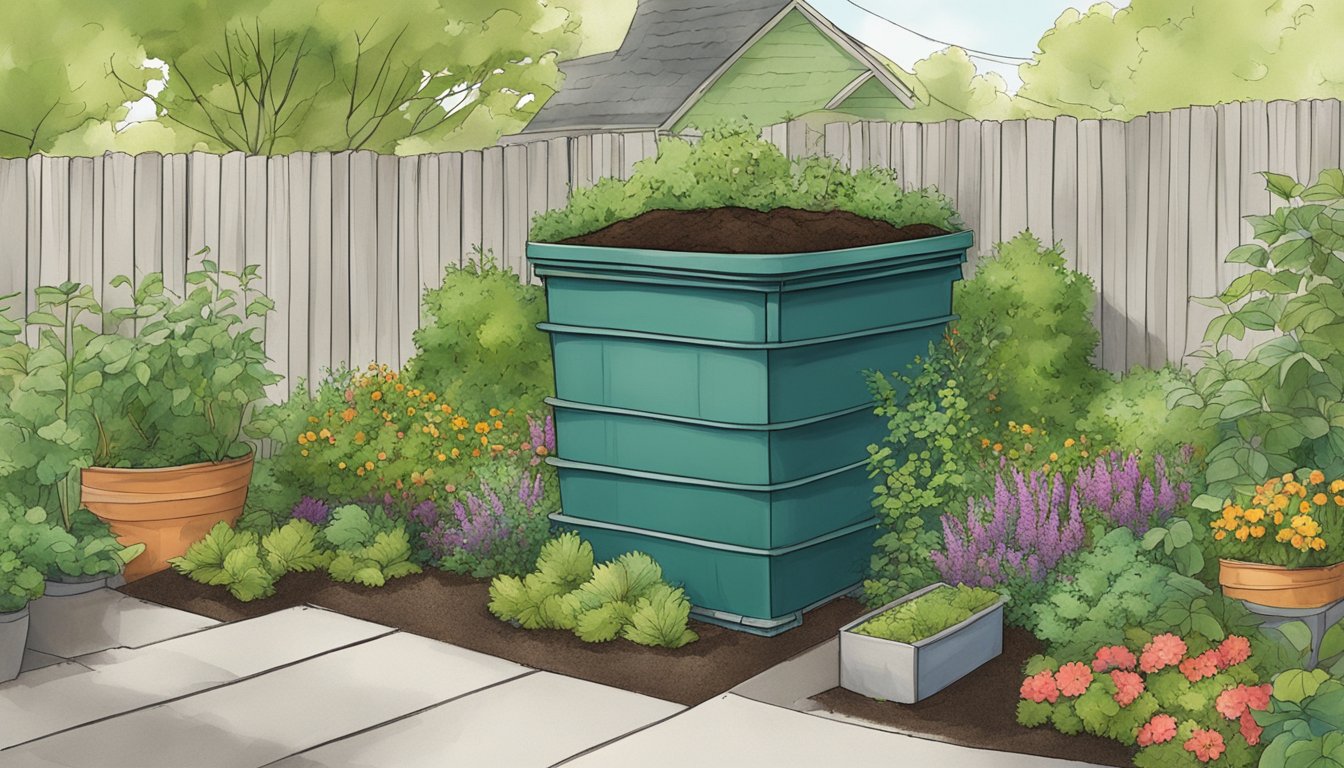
[520,0,795,134]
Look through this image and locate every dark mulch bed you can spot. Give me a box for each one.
[121,568,867,707]
[558,207,950,253]
[812,627,1137,767]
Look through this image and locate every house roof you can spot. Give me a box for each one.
[513,0,915,138]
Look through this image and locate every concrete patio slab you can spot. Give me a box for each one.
[18,650,68,675]
[0,607,393,749]
[2,632,530,768]
[272,671,684,768]
[26,588,219,658]
[559,693,1105,768]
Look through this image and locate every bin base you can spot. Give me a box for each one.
[690,583,866,637]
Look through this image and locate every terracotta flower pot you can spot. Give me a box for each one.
[1218,558,1344,609]
[80,452,255,582]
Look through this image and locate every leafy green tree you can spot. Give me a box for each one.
[101,0,586,154]
[1015,0,1344,119]
[0,8,152,156]
[901,47,1021,122]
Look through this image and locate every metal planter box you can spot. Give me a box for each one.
[0,606,29,683]
[549,398,882,485]
[839,582,1006,703]
[552,513,878,635]
[532,234,971,344]
[549,458,874,550]
[545,318,947,425]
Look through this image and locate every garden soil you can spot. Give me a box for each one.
[121,570,864,708]
[557,207,949,254]
[812,627,1137,767]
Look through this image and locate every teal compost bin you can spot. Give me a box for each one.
[528,230,973,635]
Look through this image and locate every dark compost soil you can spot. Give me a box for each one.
[557,207,950,254]
[812,627,1138,767]
[120,569,866,708]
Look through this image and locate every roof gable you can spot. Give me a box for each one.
[515,0,914,137]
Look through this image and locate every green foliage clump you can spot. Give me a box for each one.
[851,584,1000,644]
[171,512,418,601]
[403,253,552,417]
[529,124,958,243]
[488,533,698,649]
[1081,367,1217,462]
[1169,170,1344,500]
[0,550,43,614]
[1033,527,1258,659]
[323,505,421,588]
[0,501,143,581]
[863,322,998,606]
[1255,669,1344,767]
[956,232,1107,433]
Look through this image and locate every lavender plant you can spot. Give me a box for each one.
[1074,449,1193,535]
[290,497,331,526]
[425,462,553,579]
[932,467,1086,628]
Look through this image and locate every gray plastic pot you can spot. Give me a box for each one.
[0,606,30,683]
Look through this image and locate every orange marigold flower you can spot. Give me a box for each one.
[1310,470,1326,485]
[341,408,357,422]
[1314,493,1329,506]
[371,391,383,401]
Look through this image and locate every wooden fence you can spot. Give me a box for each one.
[0,100,1340,401]
[763,100,1344,373]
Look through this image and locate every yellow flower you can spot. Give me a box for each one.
[1313,538,1328,551]
[1277,529,1295,543]
[1310,470,1326,485]
[357,467,365,476]
[1292,533,1306,549]
[475,421,490,434]
[305,431,317,442]
[1250,525,1266,538]
[981,438,991,448]
[371,391,383,401]
[307,416,319,424]
[493,420,503,430]
[1214,530,1227,541]
[338,462,347,470]
[341,408,356,422]
[300,449,309,457]
[297,435,308,445]
[1244,508,1265,523]
[1300,501,1313,514]
[1022,424,1034,435]
[1064,438,1076,448]
[395,383,405,392]
[489,408,502,417]
[1284,473,1296,483]
[450,448,461,459]
[364,461,375,470]
[1272,494,1289,511]
[1008,421,1018,432]
[319,428,332,439]
[407,407,416,416]
[354,431,366,444]
[480,435,489,446]
[1332,480,1344,493]
[436,453,446,462]
[1080,450,1090,458]
[377,451,387,461]
[1274,510,1285,525]
[1335,495,1344,507]
[993,443,1003,452]
[1235,526,1250,542]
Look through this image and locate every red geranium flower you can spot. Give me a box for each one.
[1216,684,1273,720]
[1056,661,1094,697]
[1093,645,1138,672]
[1216,635,1252,668]
[1136,714,1178,746]
[1240,710,1264,746]
[1020,670,1059,704]
[1140,634,1188,673]
[1111,670,1145,706]
[1179,650,1221,683]
[1184,728,1226,763]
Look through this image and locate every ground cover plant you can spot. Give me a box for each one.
[529,123,959,243]
[851,584,1000,644]
[488,533,698,649]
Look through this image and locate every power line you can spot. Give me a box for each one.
[843,0,1034,65]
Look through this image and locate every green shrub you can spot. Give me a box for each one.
[322,505,421,587]
[956,232,1107,433]
[170,523,279,602]
[1168,170,1344,500]
[529,123,959,242]
[863,322,999,606]
[0,550,43,613]
[851,584,1000,643]
[0,502,144,581]
[1255,669,1344,766]
[1081,367,1218,462]
[403,253,552,417]
[488,533,698,649]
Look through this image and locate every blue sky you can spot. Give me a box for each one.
[810,0,1130,92]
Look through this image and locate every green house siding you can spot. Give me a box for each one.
[832,76,912,120]
[672,9,868,132]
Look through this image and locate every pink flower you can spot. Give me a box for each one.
[1184,728,1226,763]
[1111,670,1145,706]
[1056,661,1094,697]
[1137,714,1178,746]
[1179,651,1221,683]
[1093,645,1138,672]
[1140,634,1188,673]
[1020,670,1059,704]
[1217,684,1274,720]
[1240,710,1263,746]
[1216,635,1252,669]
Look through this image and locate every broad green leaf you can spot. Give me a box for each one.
[1263,172,1306,201]
[1275,668,1332,704]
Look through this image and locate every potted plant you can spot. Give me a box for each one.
[526,124,969,633]
[0,253,280,583]
[78,252,281,580]
[1209,469,1344,608]
[0,547,43,683]
[838,582,1005,703]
